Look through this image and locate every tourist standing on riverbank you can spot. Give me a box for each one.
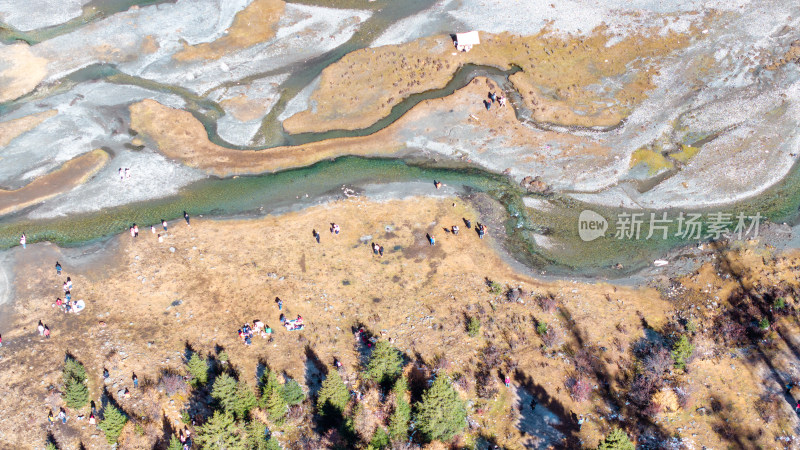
[55,261,61,275]
[313,229,320,243]
[183,211,190,226]
[427,233,435,246]
[19,234,26,249]
[162,219,168,231]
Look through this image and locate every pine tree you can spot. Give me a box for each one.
[196,410,245,449]
[244,420,270,450]
[365,341,403,386]
[167,436,183,450]
[597,427,635,450]
[317,369,350,418]
[186,353,209,387]
[281,379,305,406]
[262,371,288,424]
[212,373,239,412]
[63,378,89,409]
[671,335,694,370]
[98,404,128,444]
[45,443,58,450]
[234,381,257,420]
[265,437,282,450]
[415,375,466,442]
[388,377,410,441]
[369,427,390,450]
[62,358,86,385]
[62,357,89,409]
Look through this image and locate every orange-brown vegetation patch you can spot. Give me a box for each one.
[0,42,49,102]
[173,0,285,62]
[284,26,697,133]
[128,99,405,176]
[0,149,109,216]
[140,35,160,54]
[219,93,273,122]
[0,109,57,147]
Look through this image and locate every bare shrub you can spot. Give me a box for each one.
[475,366,499,399]
[158,373,188,396]
[674,384,694,409]
[642,348,673,376]
[642,401,663,417]
[628,374,660,407]
[454,372,474,393]
[715,316,747,346]
[287,404,305,421]
[481,343,502,367]
[565,376,592,402]
[433,354,451,373]
[506,287,525,303]
[574,350,596,374]
[535,294,557,312]
[541,327,560,348]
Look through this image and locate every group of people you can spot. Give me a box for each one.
[47,407,68,425]
[354,327,377,348]
[37,320,51,338]
[484,90,506,110]
[280,314,304,331]
[237,320,273,345]
[307,182,489,256]
[127,214,191,243]
[55,274,83,314]
[118,167,131,180]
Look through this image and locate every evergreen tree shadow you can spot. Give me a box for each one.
[256,357,270,389]
[45,430,59,448]
[512,369,577,449]
[158,413,177,449]
[707,395,763,448]
[98,387,131,420]
[408,352,431,404]
[305,345,327,398]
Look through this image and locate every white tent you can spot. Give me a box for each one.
[455,31,480,52]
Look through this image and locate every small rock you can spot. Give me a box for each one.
[169,247,176,253]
